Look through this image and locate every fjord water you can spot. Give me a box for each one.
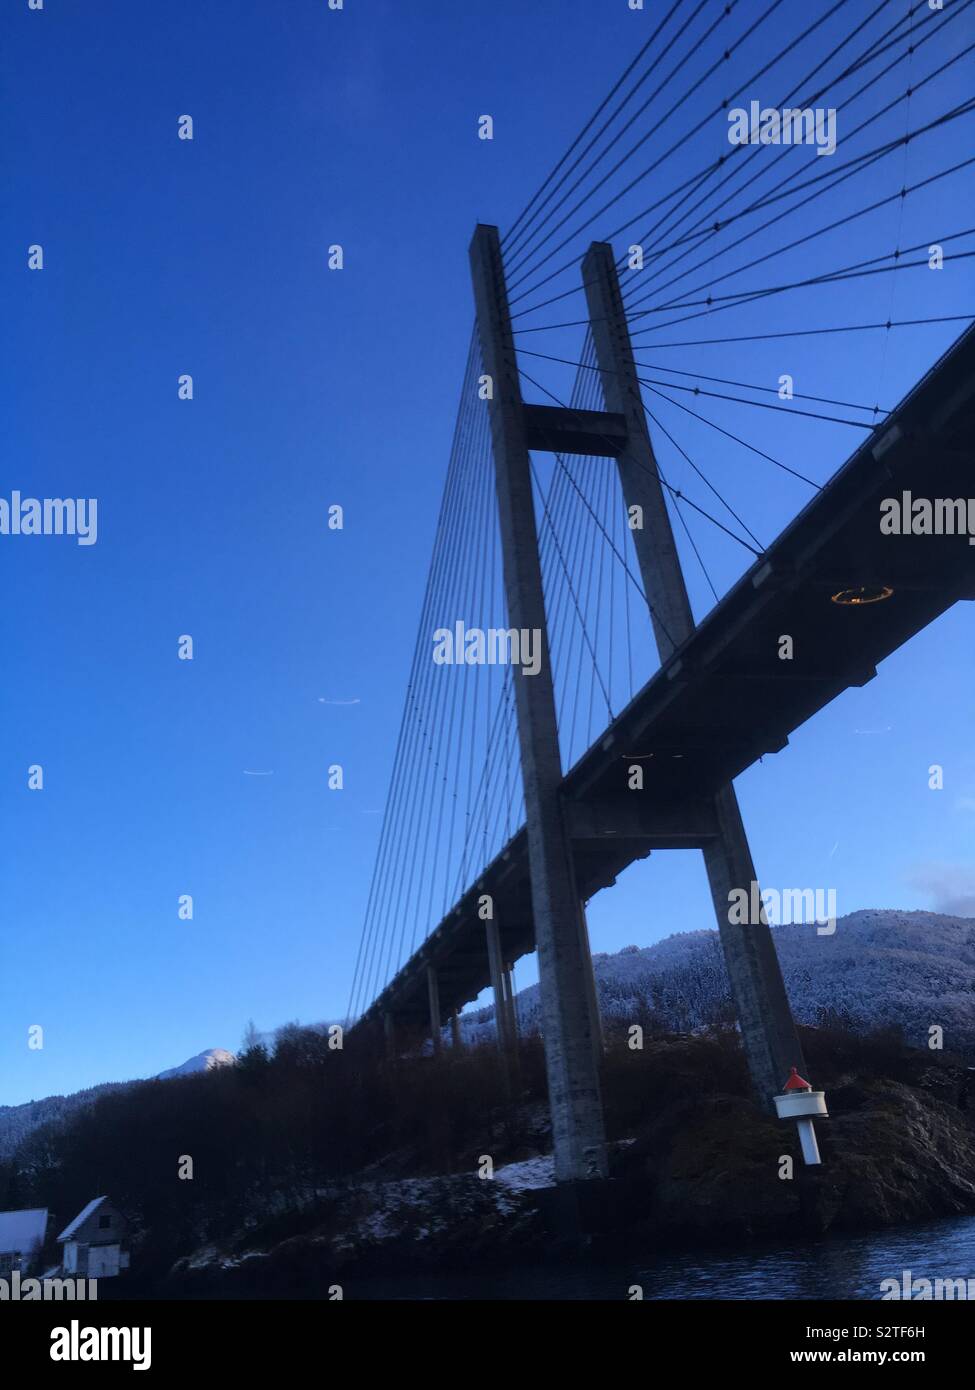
[354,1213,975,1300]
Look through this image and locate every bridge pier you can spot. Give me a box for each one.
[471,224,608,1183]
[485,916,516,1054]
[426,964,443,1054]
[582,240,809,1109]
[503,959,523,1048]
[578,902,604,1063]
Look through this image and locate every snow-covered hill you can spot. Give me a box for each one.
[155,1048,236,1081]
[0,1049,235,1160]
[0,1082,126,1163]
[462,909,975,1055]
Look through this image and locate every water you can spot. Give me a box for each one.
[351,1214,975,1299]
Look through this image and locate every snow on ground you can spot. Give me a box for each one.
[494,1155,556,1191]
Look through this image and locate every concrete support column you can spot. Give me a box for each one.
[583,240,807,1108]
[502,963,519,1044]
[485,916,514,1054]
[450,1009,462,1050]
[577,903,604,1061]
[426,964,443,1053]
[582,242,694,663]
[500,962,519,1049]
[471,224,608,1182]
[702,785,807,1101]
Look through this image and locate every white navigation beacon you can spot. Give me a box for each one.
[774,1066,828,1166]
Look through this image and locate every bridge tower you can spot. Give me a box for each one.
[470,225,609,1182]
[582,242,808,1107]
[470,225,810,1182]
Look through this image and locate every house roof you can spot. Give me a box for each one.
[57,1196,109,1242]
[0,1207,48,1255]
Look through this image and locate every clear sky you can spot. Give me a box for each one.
[2,0,973,1106]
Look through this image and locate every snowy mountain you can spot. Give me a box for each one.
[155,1048,236,1081]
[462,909,975,1056]
[0,1049,235,1160]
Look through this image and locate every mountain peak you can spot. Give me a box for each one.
[155,1048,236,1081]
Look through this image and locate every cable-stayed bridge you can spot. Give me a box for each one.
[347,0,975,1184]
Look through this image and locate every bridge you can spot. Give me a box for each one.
[347,3,975,1186]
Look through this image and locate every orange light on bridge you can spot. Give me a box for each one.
[830,584,894,606]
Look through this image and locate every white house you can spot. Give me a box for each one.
[0,1208,49,1277]
[57,1197,130,1278]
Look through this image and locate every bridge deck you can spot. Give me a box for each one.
[359,325,975,1032]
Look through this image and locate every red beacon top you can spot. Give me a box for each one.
[783,1066,813,1092]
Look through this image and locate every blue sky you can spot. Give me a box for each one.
[2,0,973,1105]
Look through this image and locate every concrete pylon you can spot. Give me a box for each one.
[577,903,604,1064]
[485,916,516,1054]
[470,224,608,1183]
[426,964,443,1053]
[582,240,808,1107]
[502,963,519,1044]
